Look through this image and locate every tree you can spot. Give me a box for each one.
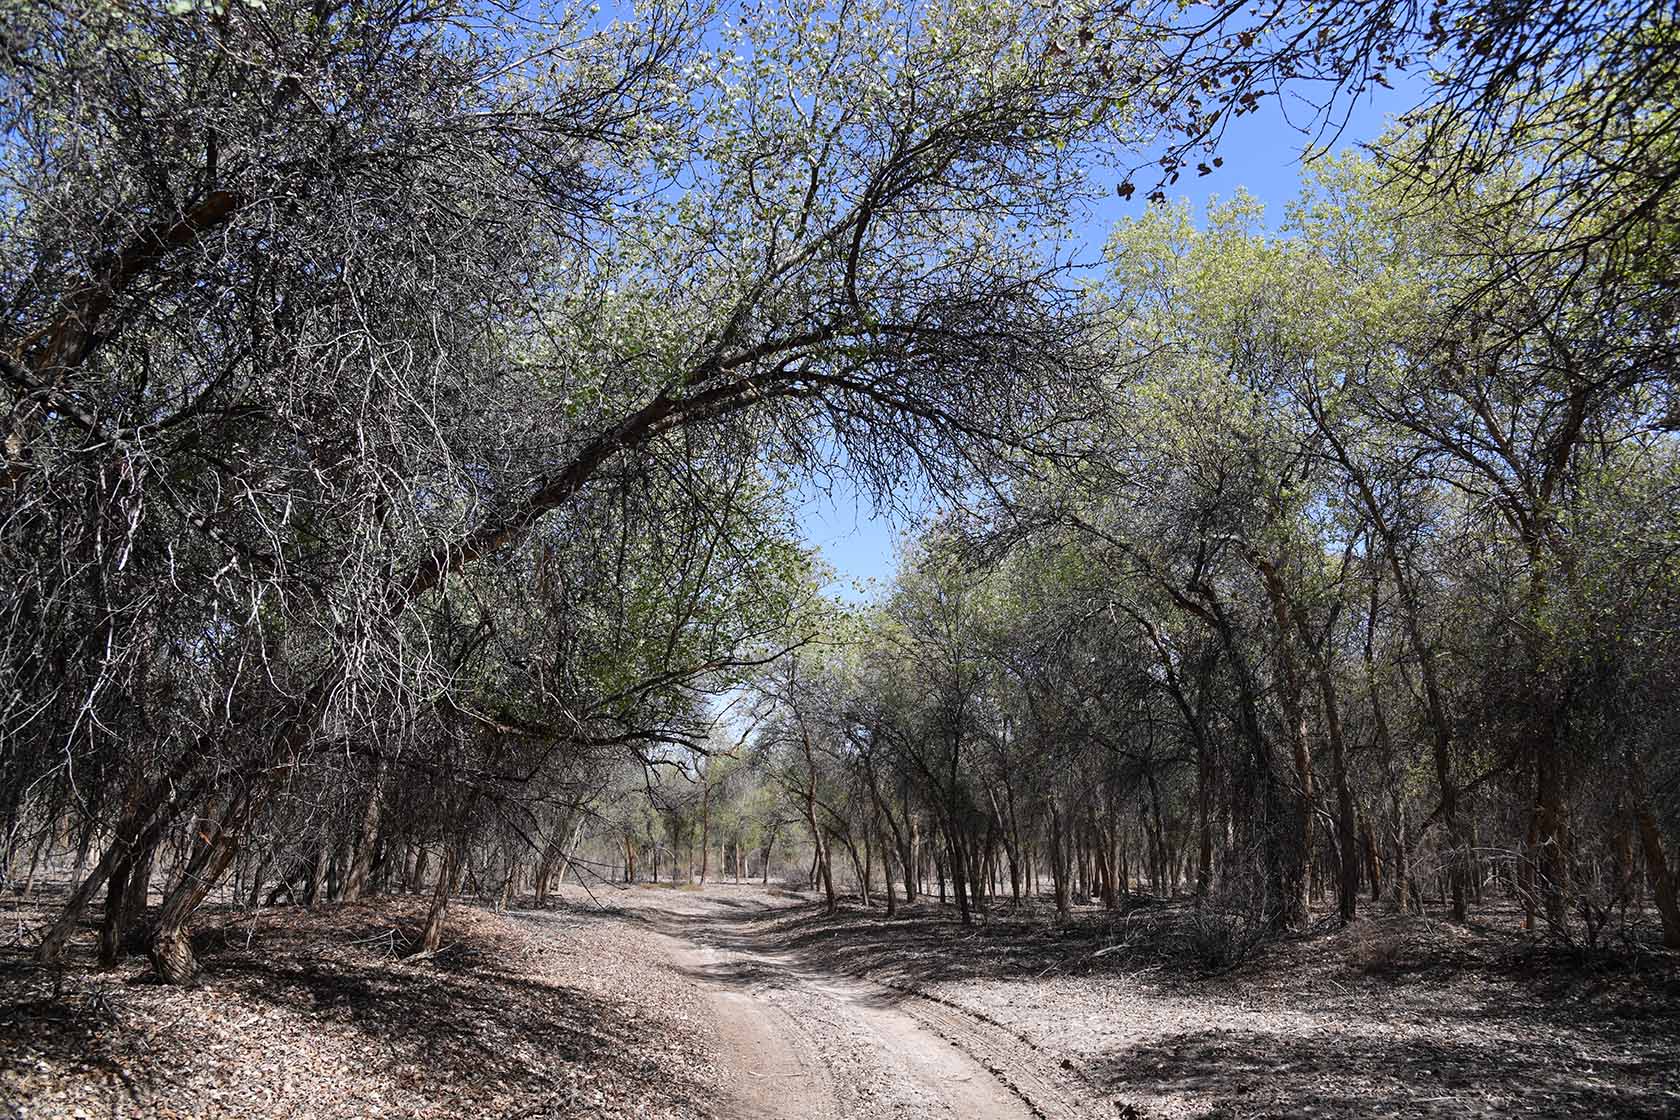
[6,0,1154,980]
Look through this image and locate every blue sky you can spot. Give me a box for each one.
[795,67,1431,601]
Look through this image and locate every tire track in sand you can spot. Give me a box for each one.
[639,897,1089,1120]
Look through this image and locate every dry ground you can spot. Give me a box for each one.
[595,883,1082,1119]
[5,881,1678,1120]
[1,885,719,1120]
[754,892,1680,1119]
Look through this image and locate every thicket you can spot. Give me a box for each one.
[3,0,1675,982]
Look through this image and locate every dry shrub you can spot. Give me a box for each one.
[1180,905,1269,972]
[1349,921,1411,975]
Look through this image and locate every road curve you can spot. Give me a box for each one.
[633,893,1086,1120]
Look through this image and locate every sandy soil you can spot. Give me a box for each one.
[573,884,1085,1119]
[8,880,1677,1120]
[753,892,1680,1120]
[2,881,1090,1120]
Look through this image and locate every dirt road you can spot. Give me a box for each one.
[14,879,1671,1120]
[546,886,1089,1120]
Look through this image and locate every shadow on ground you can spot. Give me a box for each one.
[1089,1022,1678,1119]
[669,888,1680,1120]
[0,895,697,1118]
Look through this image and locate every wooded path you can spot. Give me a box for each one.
[519,891,1088,1119]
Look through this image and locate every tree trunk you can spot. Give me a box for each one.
[798,721,837,913]
[1195,747,1213,899]
[879,820,898,917]
[1193,579,1306,931]
[838,828,869,907]
[1040,803,1062,915]
[246,852,273,910]
[868,773,915,907]
[951,827,973,919]
[862,827,875,905]
[700,779,711,885]
[1535,749,1570,933]
[149,793,251,985]
[342,757,388,902]
[561,819,585,889]
[1393,801,1413,914]
[806,803,836,912]
[21,821,52,900]
[99,822,162,967]
[1300,612,1359,925]
[1361,816,1381,902]
[906,816,920,903]
[1522,808,1539,930]
[403,844,421,898]
[1254,556,1315,928]
[1626,748,1680,948]
[1093,818,1117,911]
[813,824,836,912]
[38,753,199,965]
[965,827,986,917]
[535,814,576,906]
[415,840,460,956]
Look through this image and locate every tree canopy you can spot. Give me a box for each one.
[3,0,1676,981]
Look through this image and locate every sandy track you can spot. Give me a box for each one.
[594,887,1086,1120]
[661,931,838,1120]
